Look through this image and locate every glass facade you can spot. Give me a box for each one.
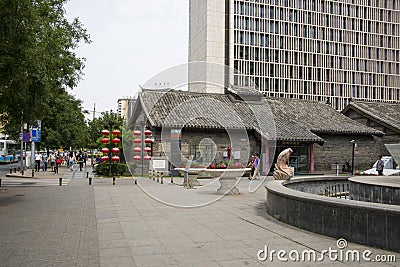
[231,0,400,110]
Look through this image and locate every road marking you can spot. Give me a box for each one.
[1,178,70,187]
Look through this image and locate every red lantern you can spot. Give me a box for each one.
[144,130,152,136]
[144,138,153,144]
[134,130,141,136]
[133,138,141,144]
[112,129,121,136]
[144,155,151,160]
[133,155,141,160]
[101,148,109,154]
[133,147,141,152]
[101,129,110,136]
[101,138,109,144]
[112,138,120,145]
[111,147,119,154]
[101,156,109,162]
[112,156,120,162]
[144,147,151,152]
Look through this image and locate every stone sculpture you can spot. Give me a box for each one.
[273,148,295,180]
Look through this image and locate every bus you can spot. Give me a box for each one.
[0,140,19,163]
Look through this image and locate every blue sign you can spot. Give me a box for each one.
[30,120,41,142]
[30,129,40,142]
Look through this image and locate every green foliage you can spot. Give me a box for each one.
[95,162,128,177]
[40,92,89,150]
[87,111,124,149]
[0,0,90,134]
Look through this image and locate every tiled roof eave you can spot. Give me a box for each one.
[139,94,156,127]
[345,103,400,133]
[311,129,384,136]
[275,136,324,145]
[156,124,253,130]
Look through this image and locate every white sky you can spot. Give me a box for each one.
[64,0,189,117]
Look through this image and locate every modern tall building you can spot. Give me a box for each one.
[189,0,400,110]
[117,97,136,120]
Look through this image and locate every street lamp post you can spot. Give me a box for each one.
[351,140,356,175]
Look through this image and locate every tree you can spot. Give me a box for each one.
[0,0,90,131]
[40,91,89,150]
[87,111,124,150]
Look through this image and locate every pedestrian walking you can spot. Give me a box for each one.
[77,151,84,171]
[251,154,261,180]
[55,156,62,174]
[247,155,255,179]
[376,155,384,176]
[35,152,41,172]
[41,153,48,172]
[82,151,87,166]
[69,152,75,171]
[49,151,56,172]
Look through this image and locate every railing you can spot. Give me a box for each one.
[323,183,349,199]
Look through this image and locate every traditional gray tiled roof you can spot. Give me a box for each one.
[266,97,383,136]
[342,100,400,132]
[137,90,382,143]
[227,85,263,96]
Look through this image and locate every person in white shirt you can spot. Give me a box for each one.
[34,153,41,172]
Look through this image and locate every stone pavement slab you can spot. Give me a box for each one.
[0,165,98,266]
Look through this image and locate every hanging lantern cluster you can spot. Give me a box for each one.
[133,129,153,161]
[101,129,121,162]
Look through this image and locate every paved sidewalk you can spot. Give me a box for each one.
[0,164,98,266]
[0,171,399,266]
[94,177,400,267]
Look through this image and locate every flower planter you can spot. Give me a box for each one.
[174,167,251,194]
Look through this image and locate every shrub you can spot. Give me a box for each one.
[95,162,128,176]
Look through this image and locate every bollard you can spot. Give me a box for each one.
[0,178,2,187]
[9,169,12,174]
[170,176,173,184]
[153,171,155,181]
[21,169,24,175]
[156,172,159,183]
[87,172,89,178]
[134,179,137,184]
[161,172,163,184]
[32,169,34,177]
[14,168,16,173]
[149,170,152,180]
[89,177,92,185]
[113,177,116,185]
[59,178,62,186]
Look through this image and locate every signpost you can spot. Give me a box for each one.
[30,120,41,142]
[30,120,41,169]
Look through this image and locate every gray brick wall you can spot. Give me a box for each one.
[150,128,398,173]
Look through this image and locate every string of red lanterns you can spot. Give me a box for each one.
[101,129,121,162]
[133,129,153,161]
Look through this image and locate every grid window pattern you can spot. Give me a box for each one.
[232,0,400,110]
